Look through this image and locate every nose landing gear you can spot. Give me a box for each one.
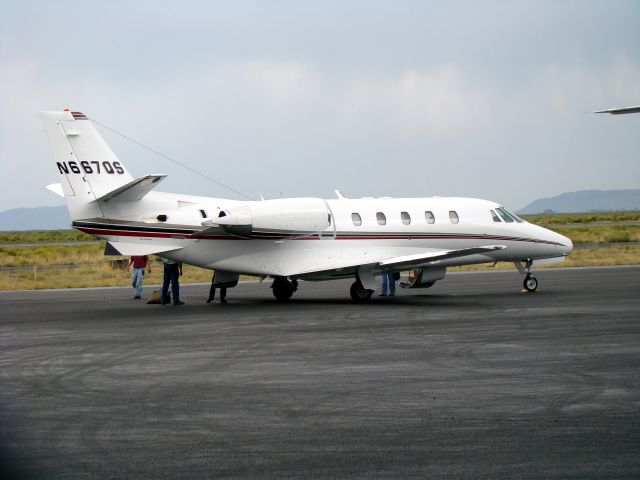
[515,259,539,292]
[523,274,538,292]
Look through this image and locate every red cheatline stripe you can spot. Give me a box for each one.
[76,225,562,246]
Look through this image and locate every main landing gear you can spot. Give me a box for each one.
[271,277,298,301]
[350,279,373,302]
[516,259,539,292]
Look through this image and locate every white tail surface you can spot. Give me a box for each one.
[41,110,134,220]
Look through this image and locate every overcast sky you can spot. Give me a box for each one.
[1,0,639,211]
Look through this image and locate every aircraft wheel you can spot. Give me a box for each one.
[523,275,538,292]
[350,280,373,302]
[272,277,295,301]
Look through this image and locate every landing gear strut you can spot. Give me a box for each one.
[518,259,539,292]
[272,277,297,301]
[350,279,373,302]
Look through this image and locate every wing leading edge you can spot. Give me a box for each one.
[293,245,506,280]
[379,245,507,268]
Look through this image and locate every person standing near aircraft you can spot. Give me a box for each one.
[379,270,397,297]
[207,272,228,304]
[127,255,151,299]
[161,258,184,305]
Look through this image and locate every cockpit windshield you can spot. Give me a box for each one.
[496,207,524,223]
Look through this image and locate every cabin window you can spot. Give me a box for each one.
[449,210,459,224]
[425,211,435,224]
[199,209,208,219]
[352,213,362,226]
[401,211,411,225]
[491,210,501,222]
[376,212,387,225]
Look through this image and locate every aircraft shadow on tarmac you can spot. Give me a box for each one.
[166,289,555,309]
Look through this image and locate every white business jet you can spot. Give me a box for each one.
[41,109,572,301]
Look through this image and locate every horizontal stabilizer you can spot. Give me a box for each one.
[94,174,167,203]
[46,183,64,198]
[379,245,507,268]
[104,241,182,256]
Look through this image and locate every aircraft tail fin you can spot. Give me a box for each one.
[41,110,135,220]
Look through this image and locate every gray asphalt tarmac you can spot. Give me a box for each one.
[1,266,639,479]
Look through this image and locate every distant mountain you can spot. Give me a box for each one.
[0,206,71,231]
[518,189,640,214]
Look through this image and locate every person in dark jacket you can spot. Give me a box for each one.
[161,258,184,305]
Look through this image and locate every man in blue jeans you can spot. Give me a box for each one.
[127,255,150,299]
[161,258,184,305]
[379,270,397,297]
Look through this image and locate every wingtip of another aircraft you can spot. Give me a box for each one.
[593,106,640,115]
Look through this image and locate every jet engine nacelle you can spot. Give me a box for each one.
[401,266,447,288]
[214,198,331,237]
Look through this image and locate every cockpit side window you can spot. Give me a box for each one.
[496,208,514,223]
[490,210,501,222]
[496,207,524,223]
[505,208,525,223]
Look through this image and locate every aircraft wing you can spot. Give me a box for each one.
[104,241,182,256]
[378,245,507,268]
[293,245,506,280]
[594,106,640,115]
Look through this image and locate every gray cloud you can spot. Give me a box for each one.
[1,0,639,211]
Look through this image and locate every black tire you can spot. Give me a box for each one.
[350,280,373,302]
[523,275,538,292]
[272,277,295,301]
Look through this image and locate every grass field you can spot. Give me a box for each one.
[1,211,639,290]
[521,211,640,225]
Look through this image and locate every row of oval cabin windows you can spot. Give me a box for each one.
[351,210,459,226]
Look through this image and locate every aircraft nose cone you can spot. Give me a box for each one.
[552,230,573,256]
[562,235,574,255]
